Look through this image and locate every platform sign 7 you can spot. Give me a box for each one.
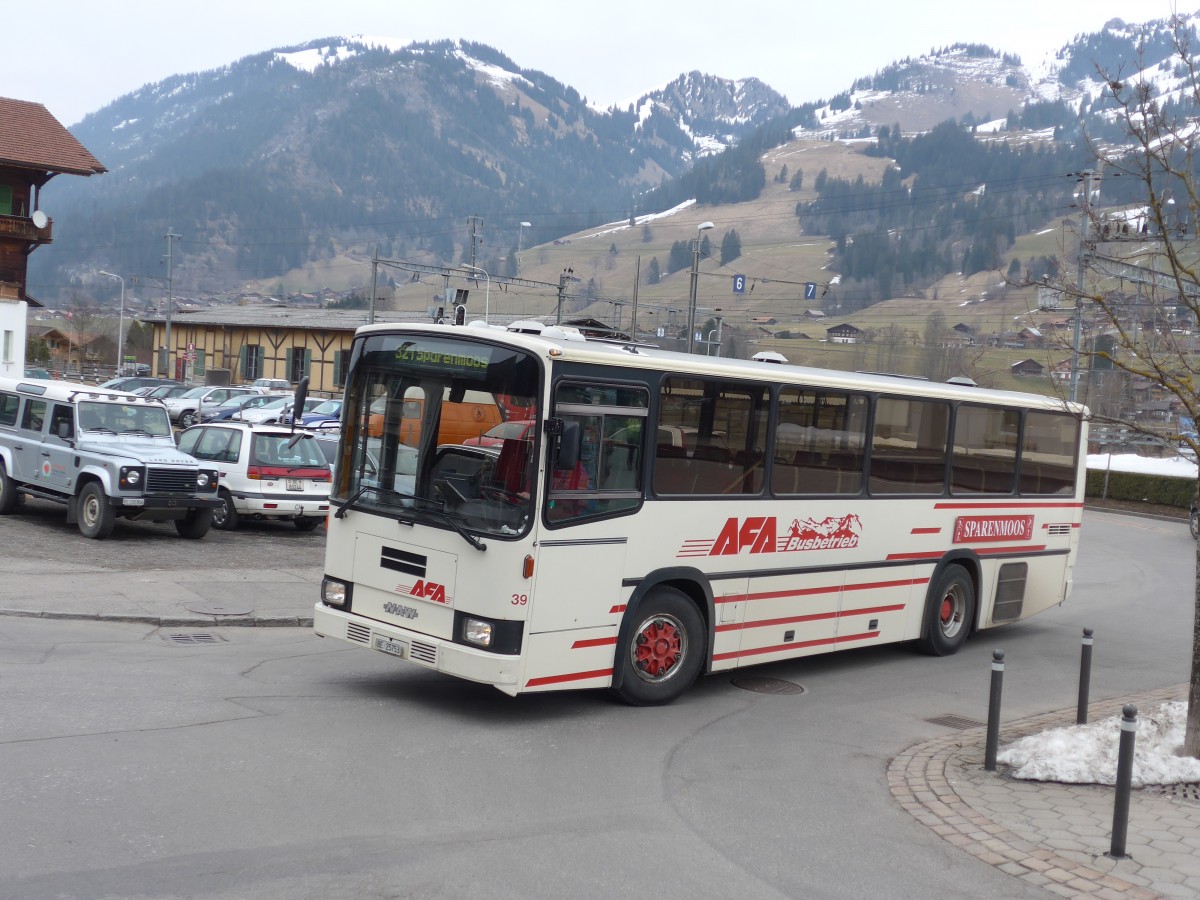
[805,282,817,300]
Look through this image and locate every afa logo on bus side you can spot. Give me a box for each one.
[679,514,863,557]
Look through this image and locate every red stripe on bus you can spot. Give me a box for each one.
[888,544,1045,559]
[525,668,613,687]
[934,501,1083,510]
[609,604,626,614]
[717,577,927,604]
[713,630,881,662]
[715,603,905,633]
[910,527,941,534]
[571,637,618,649]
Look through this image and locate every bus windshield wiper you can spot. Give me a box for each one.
[335,485,372,519]
[405,494,487,551]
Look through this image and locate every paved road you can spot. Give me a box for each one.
[0,508,1194,898]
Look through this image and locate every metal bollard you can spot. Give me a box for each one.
[1077,628,1094,725]
[984,649,1005,772]
[1108,703,1138,859]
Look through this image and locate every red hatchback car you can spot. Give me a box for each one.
[461,419,536,448]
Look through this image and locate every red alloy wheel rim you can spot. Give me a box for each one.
[940,596,954,624]
[635,618,682,678]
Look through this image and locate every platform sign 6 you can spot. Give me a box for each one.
[733,274,746,294]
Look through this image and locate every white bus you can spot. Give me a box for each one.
[314,322,1086,705]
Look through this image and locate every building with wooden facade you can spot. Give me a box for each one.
[0,97,106,377]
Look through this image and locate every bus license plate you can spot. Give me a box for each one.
[286,478,303,491]
[372,636,407,659]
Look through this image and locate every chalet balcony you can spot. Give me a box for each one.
[0,213,52,243]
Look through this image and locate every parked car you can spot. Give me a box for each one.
[23,366,52,380]
[98,376,177,392]
[138,384,193,400]
[288,398,343,429]
[461,419,536,448]
[236,396,324,426]
[176,421,331,531]
[312,432,390,486]
[202,392,288,423]
[0,375,219,538]
[250,378,292,392]
[163,386,264,427]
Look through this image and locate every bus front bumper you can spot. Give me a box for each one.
[313,604,521,689]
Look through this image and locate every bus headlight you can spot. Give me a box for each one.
[321,577,350,608]
[462,617,494,647]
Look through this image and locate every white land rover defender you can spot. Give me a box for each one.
[0,376,220,539]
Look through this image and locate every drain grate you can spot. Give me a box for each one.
[1148,782,1200,803]
[162,632,222,645]
[927,714,986,730]
[731,676,806,695]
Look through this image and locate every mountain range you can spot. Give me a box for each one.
[25,10,1197,311]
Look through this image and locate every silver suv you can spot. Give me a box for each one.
[0,375,220,539]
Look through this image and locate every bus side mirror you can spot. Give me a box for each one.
[554,420,581,470]
[291,376,310,433]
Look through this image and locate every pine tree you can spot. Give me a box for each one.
[719,229,742,265]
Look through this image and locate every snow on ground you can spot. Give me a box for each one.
[1088,453,1197,479]
[998,453,1198,786]
[998,703,1200,786]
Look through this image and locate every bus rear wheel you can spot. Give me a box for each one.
[918,566,975,656]
[613,587,704,706]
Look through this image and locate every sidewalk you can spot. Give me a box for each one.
[0,562,323,627]
[891,684,1200,899]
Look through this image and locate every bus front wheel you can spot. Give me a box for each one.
[918,566,975,656]
[613,587,704,706]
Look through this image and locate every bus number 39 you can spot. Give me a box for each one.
[511,594,528,606]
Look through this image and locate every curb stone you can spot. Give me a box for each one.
[0,607,314,628]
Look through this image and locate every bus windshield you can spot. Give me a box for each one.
[336,332,542,539]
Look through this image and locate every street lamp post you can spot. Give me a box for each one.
[518,221,531,273]
[463,264,491,325]
[686,221,715,354]
[99,271,125,373]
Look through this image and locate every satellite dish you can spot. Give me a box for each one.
[31,210,48,229]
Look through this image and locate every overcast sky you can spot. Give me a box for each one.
[4,1,1179,127]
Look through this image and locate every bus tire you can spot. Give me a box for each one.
[613,587,704,706]
[78,482,116,539]
[918,565,975,656]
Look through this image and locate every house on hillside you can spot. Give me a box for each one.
[1010,358,1045,377]
[25,322,115,375]
[0,97,106,377]
[826,323,863,344]
[1017,326,1045,349]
